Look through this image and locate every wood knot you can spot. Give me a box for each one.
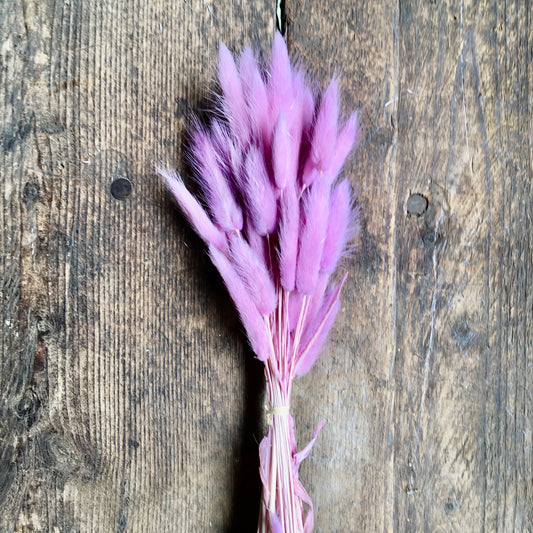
[23,182,40,205]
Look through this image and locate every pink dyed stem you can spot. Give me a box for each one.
[261,361,303,533]
[258,271,322,532]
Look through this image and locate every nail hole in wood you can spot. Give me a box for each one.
[406,193,428,216]
[110,177,132,200]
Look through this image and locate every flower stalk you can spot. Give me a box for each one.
[159,32,360,532]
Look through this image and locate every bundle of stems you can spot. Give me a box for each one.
[159,32,360,533]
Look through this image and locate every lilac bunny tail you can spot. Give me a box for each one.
[191,129,243,232]
[272,112,292,190]
[239,47,270,145]
[218,42,249,145]
[269,31,293,117]
[243,145,277,235]
[278,184,300,291]
[302,79,339,185]
[228,233,277,316]
[157,166,226,250]
[321,179,354,275]
[296,180,331,295]
[326,111,361,185]
[209,245,272,361]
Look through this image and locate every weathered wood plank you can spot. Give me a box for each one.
[286,0,532,532]
[0,1,274,531]
[1,0,532,532]
[286,3,401,531]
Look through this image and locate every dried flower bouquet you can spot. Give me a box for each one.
[159,32,360,533]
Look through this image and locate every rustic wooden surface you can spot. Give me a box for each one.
[1,0,531,532]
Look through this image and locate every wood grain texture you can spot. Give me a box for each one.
[0,1,274,531]
[286,0,533,532]
[0,0,531,532]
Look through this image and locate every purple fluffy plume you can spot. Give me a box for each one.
[191,130,243,232]
[239,48,270,145]
[157,167,226,250]
[210,120,243,184]
[326,111,361,185]
[321,179,353,275]
[296,180,330,294]
[269,32,292,116]
[278,184,300,291]
[302,79,339,185]
[209,245,272,361]
[245,220,268,265]
[243,145,277,235]
[272,112,292,189]
[159,32,361,533]
[229,233,277,316]
[238,47,259,94]
[294,70,316,136]
[218,42,249,144]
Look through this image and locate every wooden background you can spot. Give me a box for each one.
[1,0,531,531]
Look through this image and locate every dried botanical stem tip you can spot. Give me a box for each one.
[159,31,361,533]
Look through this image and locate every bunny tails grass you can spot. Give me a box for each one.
[158,32,361,533]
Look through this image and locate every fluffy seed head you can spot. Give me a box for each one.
[160,32,360,373]
[218,42,249,144]
[209,245,272,361]
[296,180,330,294]
[243,145,277,235]
[321,179,353,275]
[157,166,226,250]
